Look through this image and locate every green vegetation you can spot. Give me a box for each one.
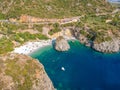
[0,53,53,90]
[0,22,48,54]
[0,13,6,19]
[5,60,33,90]
[80,30,88,37]
[0,23,28,35]
[49,23,61,35]
[94,35,112,44]
[4,57,40,90]
[79,15,119,31]
[110,14,120,28]
[12,32,48,44]
[0,0,114,19]
[0,0,119,54]
[61,22,78,27]
[1,0,119,89]
[73,14,120,43]
[34,25,43,32]
[0,37,13,54]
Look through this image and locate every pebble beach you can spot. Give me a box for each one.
[13,39,52,55]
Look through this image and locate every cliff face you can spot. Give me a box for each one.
[73,29,120,53]
[69,7,120,53]
[0,53,54,90]
[93,38,120,53]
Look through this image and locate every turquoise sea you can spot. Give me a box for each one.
[30,40,120,90]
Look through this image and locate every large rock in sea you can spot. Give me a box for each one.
[0,53,54,90]
[54,36,70,51]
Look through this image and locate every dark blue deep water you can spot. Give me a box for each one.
[30,40,120,90]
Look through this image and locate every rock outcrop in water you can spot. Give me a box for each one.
[0,53,54,90]
[54,36,70,51]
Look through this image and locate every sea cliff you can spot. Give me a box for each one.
[93,38,120,53]
[0,53,54,90]
[72,21,120,53]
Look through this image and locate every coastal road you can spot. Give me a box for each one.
[0,16,83,25]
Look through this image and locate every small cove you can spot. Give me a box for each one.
[30,40,120,90]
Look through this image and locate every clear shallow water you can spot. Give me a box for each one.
[30,40,120,90]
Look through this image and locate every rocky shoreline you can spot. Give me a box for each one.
[92,38,120,53]
[78,35,120,53]
[71,27,120,53]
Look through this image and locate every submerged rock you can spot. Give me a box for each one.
[0,53,54,90]
[54,36,70,51]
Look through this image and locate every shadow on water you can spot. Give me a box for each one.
[30,40,120,90]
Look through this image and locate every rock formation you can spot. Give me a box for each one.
[71,26,120,53]
[78,34,91,47]
[92,39,120,53]
[0,53,54,90]
[54,36,70,51]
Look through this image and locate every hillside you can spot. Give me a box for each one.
[0,53,54,90]
[0,0,114,19]
[0,0,119,54]
[0,1,119,89]
[0,0,119,89]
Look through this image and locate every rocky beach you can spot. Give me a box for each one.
[13,39,52,55]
